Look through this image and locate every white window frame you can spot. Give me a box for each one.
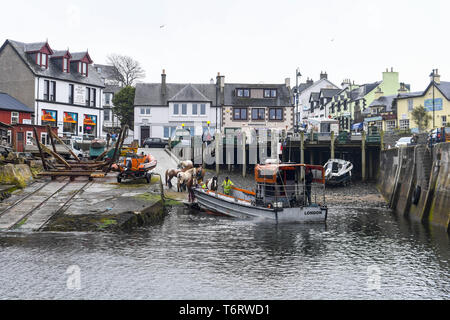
[11,112,19,124]
[442,116,447,127]
[41,132,48,145]
[26,131,33,145]
[386,120,396,132]
[399,119,410,131]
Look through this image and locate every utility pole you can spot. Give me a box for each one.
[432,69,436,129]
[295,68,301,133]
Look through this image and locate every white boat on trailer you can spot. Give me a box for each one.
[192,163,328,223]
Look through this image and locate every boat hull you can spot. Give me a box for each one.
[193,188,327,223]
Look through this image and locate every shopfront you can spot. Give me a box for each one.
[41,109,57,127]
[83,114,97,137]
[63,112,78,136]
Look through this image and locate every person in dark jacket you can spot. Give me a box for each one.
[305,168,314,205]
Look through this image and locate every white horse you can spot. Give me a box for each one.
[177,168,197,192]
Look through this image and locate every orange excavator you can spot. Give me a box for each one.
[112,152,157,183]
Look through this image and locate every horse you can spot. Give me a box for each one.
[205,176,218,191]
[177,168,199,202]
[165,168,180,189]
[177,168,196,192]
[178,160,193,170]
[194,165,206,184]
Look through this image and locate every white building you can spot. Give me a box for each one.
[0,40,105,138]
[295,72,339,122]
[133,70,220,145]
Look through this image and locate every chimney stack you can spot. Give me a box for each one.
[431,69,441,84]
[285,77,291,88]
[374,86,384,100]
[161,69,166,96]
[320,71,328,80]
[398,82,408,93]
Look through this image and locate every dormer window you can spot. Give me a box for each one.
[37,52,48,68]
[237,89,250,97]
[63,58,69,73]
[79,62,88,76]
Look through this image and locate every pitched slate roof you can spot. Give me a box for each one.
[0,93,33,112]
[134,83,217,106]
[104,84,122,94]
[320,88,341,99]
[368,95,396,112]
[436,81,450,100]
[94,64,118,82]
[224,83,292,107]
[310,92,320,102]
[2,40,104,88]
[169,84,210,102]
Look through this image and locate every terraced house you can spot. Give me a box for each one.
[222,80,293,136]
[0,39,104,138]
[396,70,450,132]
[133,70,222,144]
[327,68,407,131]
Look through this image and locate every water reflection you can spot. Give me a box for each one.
[0,204,448,299]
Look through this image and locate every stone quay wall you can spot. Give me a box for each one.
[377,142,449,232]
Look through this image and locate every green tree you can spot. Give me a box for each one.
[411,105,432,132]
[112,86,135,129]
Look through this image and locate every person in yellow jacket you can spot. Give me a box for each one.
[222,176,234,195]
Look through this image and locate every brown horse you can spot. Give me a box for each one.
[165,168,180,189]
[178,160,193,170]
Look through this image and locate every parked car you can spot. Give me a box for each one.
[395,137,413,148]
[142,137,168,148]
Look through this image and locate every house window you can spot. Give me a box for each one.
[69,84,74,104]
[63,58,69,73]
[408,99,413,111]
[252,108,265,120]
[399,119,410,131]
[386,120,396,132]
[200,104,206,115]
[91,88,96,107]
[174,104,179,115]
[182,104,187,115]
[192,104,198,115]
[44,80,49,100]
[41,132,48,145]
[146,108,150,115]
[11,112,19,124]
[264,89,271,98]
[26,131,33,146]
[271,89,277,98]
[85,88,90,106]
[233,108,247,120]
[164,126,177,138]
[79,62,88,76]
[38,53,48,68]
[442,116,447,126]
[269,108,283,120]
[237,89,250,97]
[49,81,56,102]
[140,108,145,115]
[105,93,112,105]
[104,109,110,121]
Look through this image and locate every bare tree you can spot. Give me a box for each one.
[106,54,146,87]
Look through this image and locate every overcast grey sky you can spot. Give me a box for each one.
[1,0,448,91]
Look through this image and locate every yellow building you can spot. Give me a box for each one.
[397,70,450,132]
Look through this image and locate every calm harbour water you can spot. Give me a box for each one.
[0,205,449,300]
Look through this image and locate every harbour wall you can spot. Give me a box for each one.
[378,142,450,232]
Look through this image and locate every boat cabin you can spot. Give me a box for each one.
[253,163,325,208]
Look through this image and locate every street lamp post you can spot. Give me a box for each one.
[295,68,301,133]
[432,69,436,129]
